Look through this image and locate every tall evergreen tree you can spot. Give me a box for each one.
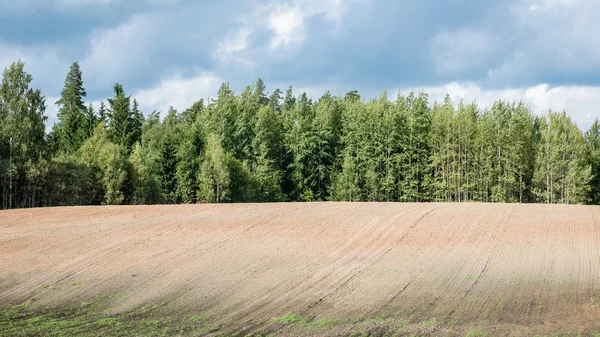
[83,103,98,139]
[130,99,144,146]
[54,62,87,154]
[107,83,132,150]
[98,101,108,128]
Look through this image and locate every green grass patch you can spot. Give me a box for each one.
[0,296,210,337]
[273,314,308,325]
[422,319,442,326]
[466,329,487,337]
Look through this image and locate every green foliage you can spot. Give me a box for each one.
[80,125,128,205]
[1,62,599,208]
[54,62,88,155]
[585,118,600,204]
[197,134,230,203]
[533,111,591,204]
[129,143,161,204]
[0,60,47,209]
[465,329,487,337]
[273,314,308,325]
[107,83,136,151]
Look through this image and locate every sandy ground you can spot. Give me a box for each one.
[1,203,600,334]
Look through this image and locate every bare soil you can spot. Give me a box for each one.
[1,203,600,336]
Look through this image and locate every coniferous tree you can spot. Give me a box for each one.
[1,69,599,208]
[159,107,182,203]
[98,101,107,128]
[252,106,284,201]
[83,103,98,139]
[175,116,204,204]
[54,62,87,154]
[107,83,132,150]
[130,99,144,146]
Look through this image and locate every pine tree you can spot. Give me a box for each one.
[159,107,182,203]
[107,83,132,150]
[55,62,87,154]
[83,103,98,139]
[252,106,284,201]
[130,99,144,146]
[98,101,107,128]
[175,117,204,203]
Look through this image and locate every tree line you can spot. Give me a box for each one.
[1,60,599,209]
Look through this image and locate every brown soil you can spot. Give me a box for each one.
[2,203,600,335]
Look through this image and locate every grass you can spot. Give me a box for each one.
[273,314,344,330]
[0,296,216,337]
[273,314,309,326]
[465,329,487,337]
[5,298,598,337]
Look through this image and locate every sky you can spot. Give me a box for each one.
[1,0,599,130]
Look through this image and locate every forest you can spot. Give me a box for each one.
[1,60,599,209]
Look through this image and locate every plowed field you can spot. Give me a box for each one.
[2,203,600,336]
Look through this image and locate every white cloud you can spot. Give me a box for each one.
[44,96,61,131]
[267,0,349,49]
[213,27,253,65]
[0,0,179,12]
[525,0,577,11]
[133,72,221,117]
[81,14,156,89]
[0,43,69,96]
[430,29,495,75]
[269,5,305,48]
[408,82,600,130]
[489,0,600,81]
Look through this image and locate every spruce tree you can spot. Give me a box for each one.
[107,83,132,150]
[55,62,87,154]
[83,103,98,140]
[130,99,144,146]
[98,101,107,128]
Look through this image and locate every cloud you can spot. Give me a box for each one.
[213,27,253,65]
[267,0,349,49]
[0,42,69,94]
[81,14,157,90]
[410,82,599,130]
[269,5,305,48]
[133,72,222,116]
[44,96,61,131]
[485,0,600,85]
[430,29,495,75]
[0,0,180,12]
[525,0,577,11]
